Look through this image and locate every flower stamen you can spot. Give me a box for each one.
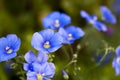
[67,34,72,40]
[54,19,60,27]
[44,41,50,49]
[6,46,13,54]
[37,74,42,80]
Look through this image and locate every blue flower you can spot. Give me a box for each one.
[26,62,55,80]
[100,6,116,24]
[58,26,85,44]
[112,45,120,75]
[42,11,71,30]
[0,34,21,62]
[80,10,107,32]
[23,50,48,71]
[80,10,98,24]
[31,29,63,53]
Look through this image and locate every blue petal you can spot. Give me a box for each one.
[24,50,36,63]
[59,13,71,27]
[43,62,55,78]
[116,45,120,56]
[42,11,71,30]
[80,10,90,18]
[47,33,63,52]
[31,32,44,51]
[58,28,69,44]
[75,27,85,38]
[93,21,107,32]
[112,57,116,68]
[0,37,8,50]
[100,6,116,24]
[37,51,48,63]
[80,10,91,23]
[43,77,50,80]
[0,52,17,62]
[66,26,85,39]
[23,63,29,71]
[42,18,53,29]
[47,11,60,19]
[115,67,120,75]
[42,12,60,29]
[6,34,21,51]
[32,62,45,72]
[39,29,54,40]
[27,71,37,80]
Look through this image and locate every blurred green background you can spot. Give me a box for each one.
[0,0,120,80]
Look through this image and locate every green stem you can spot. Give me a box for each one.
[62,46,69,59]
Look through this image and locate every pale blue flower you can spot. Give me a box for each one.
[31,29,63,53]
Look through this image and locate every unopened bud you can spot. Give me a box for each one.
[62,70,69,80]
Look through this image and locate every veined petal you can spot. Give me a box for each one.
[27,71,37,80]
[58,28,73,44]
[58,28,67,37]
[43,62,55,78]
[37,51,48,63]
[31,32,44,51]
[32,62,45,72]
[48,33,63,52]
[24,50,37,63]
[39,29,54,40]
[6,34,21,51]
[23,63,29,71]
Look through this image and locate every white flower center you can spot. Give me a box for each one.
[67,34,72,40]
[44,41,50,49]
[54,19,60,27]
[5,46,13,54]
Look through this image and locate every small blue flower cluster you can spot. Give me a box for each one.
[24,51,55,80]
[0,11,85,80]
[28,11,85,80]
[80,6,116,32]
[41,11,85,44]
